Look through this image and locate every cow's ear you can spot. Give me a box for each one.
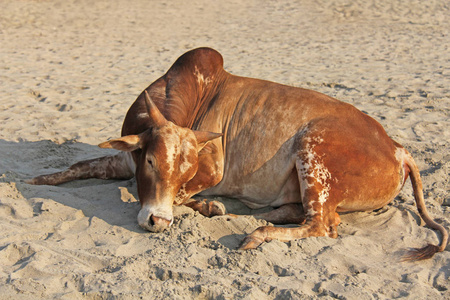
[98,135,141,152]
[193,131,223,151]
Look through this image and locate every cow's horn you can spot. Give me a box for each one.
[144,90,167,127]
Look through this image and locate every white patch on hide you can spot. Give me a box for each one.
[174,183,188,204]
[394,146,410,192]
[137,112,148,119]
[159,125,180,176]
[297,135,331,217]
[394,147,407,163]
[179,159,193,174]
[179,140,195,175]
[193,66,211,86]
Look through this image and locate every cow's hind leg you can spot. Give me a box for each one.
[27,152,134,185]
[239,198,340,250]
[239,147,340,250]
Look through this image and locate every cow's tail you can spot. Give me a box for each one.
[401,153,448,261]
[26,152,135,186]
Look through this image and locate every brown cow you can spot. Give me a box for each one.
[28,47,447,260]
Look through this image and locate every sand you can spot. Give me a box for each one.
[0,0,449,299]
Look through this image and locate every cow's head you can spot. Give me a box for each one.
[99,91,222,232]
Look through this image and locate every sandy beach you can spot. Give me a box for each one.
[1,0,449,298]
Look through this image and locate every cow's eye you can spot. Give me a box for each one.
[147,159,153,167]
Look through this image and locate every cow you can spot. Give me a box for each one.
[28,47,448,260]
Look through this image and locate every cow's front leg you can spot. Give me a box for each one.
[174,142,225,217]
[27,152,134,185]
[184,198,226,217]
[239,210,341,250]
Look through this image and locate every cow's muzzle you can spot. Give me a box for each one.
[137,206,173,232]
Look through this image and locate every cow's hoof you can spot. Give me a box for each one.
[25,177,42,185]
[208,200,226,217]
[238,235,264,250]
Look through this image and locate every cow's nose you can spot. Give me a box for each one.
[148,215,171,232]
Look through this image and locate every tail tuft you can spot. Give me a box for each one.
[400,244,440,262]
